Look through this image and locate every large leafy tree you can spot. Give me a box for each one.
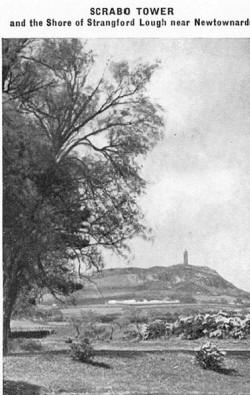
[2,38,164,353]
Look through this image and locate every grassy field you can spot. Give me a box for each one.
[4,351,250,394]
[59,302,250,318]
[7,303,250,394]
[10,302,250,351]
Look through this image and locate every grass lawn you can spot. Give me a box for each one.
[59,303,250,319]
[4,351,250,394]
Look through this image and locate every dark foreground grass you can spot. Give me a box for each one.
[3,380,47,395]
[4,351,250,394]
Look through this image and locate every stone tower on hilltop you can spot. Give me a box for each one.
[184,250,188,265]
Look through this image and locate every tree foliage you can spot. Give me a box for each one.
[2,38,164,353]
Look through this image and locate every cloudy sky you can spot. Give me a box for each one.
[87,39,250,292]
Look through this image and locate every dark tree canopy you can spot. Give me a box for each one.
[2,38,164,353]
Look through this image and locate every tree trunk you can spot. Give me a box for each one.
[3,280,18,355]
[3,306,11,355]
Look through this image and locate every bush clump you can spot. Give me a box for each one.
[70,338,94,362]
[195,342,226,371]
[119,311,250,341]
[142,320,166,340]
[171,311,250,340]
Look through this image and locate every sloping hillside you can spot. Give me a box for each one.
[77,264,250,303]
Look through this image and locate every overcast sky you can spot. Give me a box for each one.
[86,39,250,292]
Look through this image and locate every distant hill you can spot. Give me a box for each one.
[75,264,250,304]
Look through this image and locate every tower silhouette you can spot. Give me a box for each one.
[184,250,188,265]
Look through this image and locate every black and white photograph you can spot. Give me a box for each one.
[3,37,250,394]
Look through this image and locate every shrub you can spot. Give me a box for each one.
[195,342,226,371]
[70,338,94,362]
[171,311,250,340]
[123,326,140,340]
[172,314,208,340]
[142,320,166,340]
